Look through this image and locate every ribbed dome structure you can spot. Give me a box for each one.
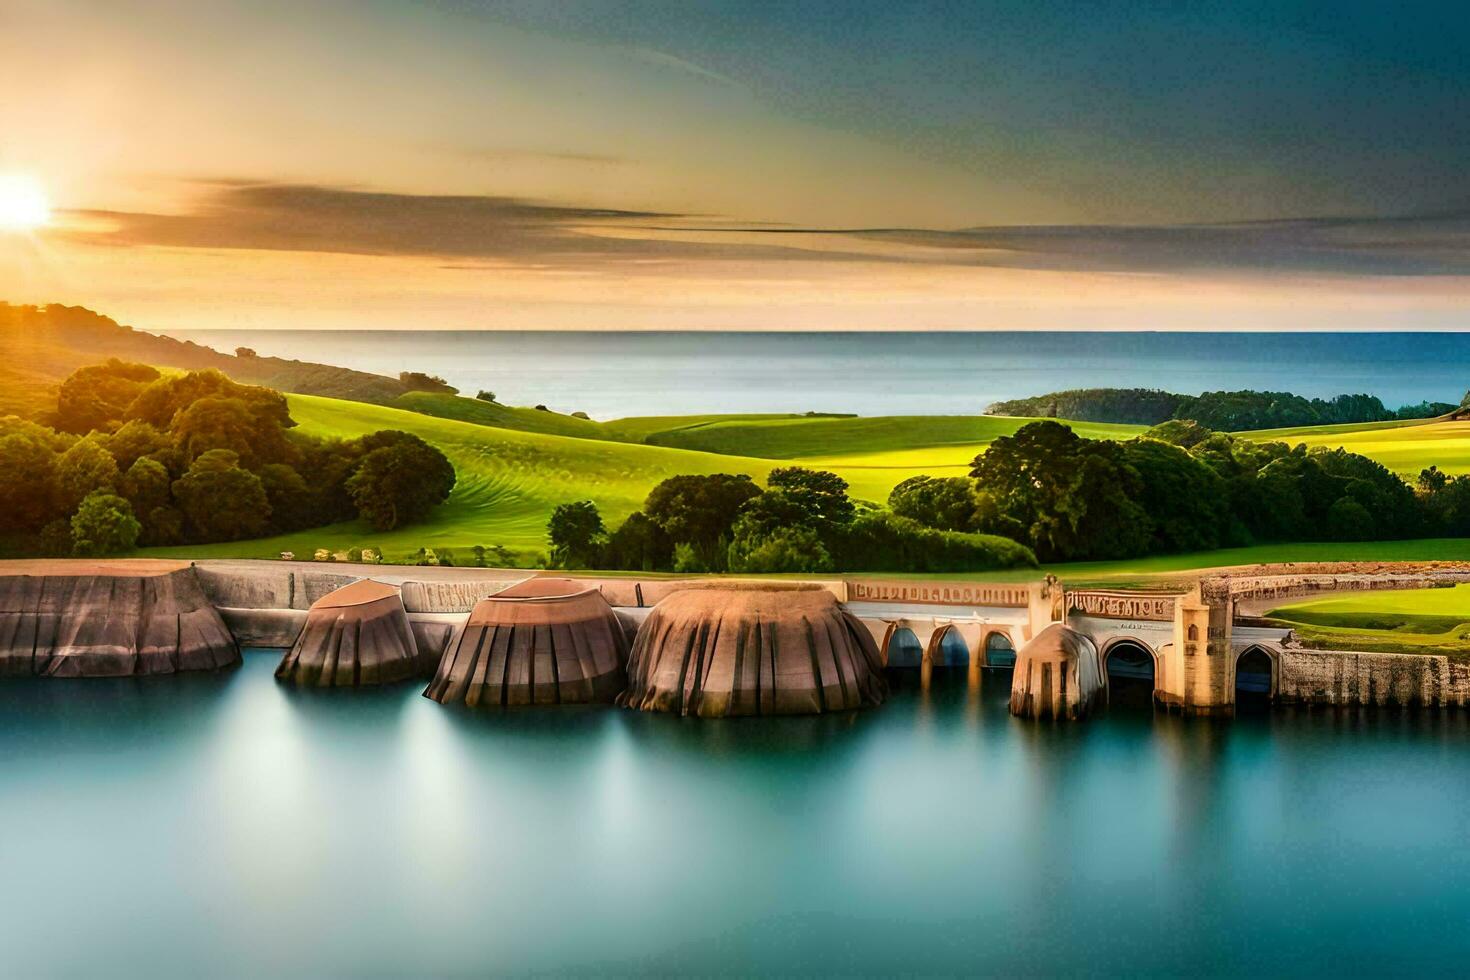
[275,579,426,686]
[1008,623,1103,720]
[0,564,238,677]
[423,578,627,706]
[618,585,886,717]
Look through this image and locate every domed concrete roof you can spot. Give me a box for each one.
[618,585,886,717]
[276,579,427,686]
[1008,623,1103,720]
[0,566,237,676]
[424,584,627,706]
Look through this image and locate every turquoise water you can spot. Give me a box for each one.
[3,651,1469,978]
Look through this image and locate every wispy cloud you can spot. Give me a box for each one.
[685,212,1470,277]
[61,179,1470,279]
[62,181,817,265]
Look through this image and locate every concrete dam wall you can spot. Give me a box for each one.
[5,558,1468,717]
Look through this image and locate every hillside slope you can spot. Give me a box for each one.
[0,303,411,417]
[141,395,909,560]
[1240,419,1470,476]
[637,414,1144,459]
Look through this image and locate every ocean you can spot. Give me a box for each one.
[167,330,1470,419]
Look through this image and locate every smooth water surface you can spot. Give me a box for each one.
[168,330,1470,419]
[3,653,1468,978]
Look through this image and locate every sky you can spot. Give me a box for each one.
[2,0,1470,332]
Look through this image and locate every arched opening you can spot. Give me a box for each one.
[933,627,971,667]
[1104,639,1156,709]
[1235,646,1274,712]
[884,627,922,668]
[984,631,1016,669]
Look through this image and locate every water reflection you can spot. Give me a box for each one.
[3,652,1470,977]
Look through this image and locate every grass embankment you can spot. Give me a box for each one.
[1239,418,1470,476]
[1265,584,1470,659]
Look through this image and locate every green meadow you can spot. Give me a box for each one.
[1240,417,1470,476]
[140,388,1470,571]
[1265,584,1470,658]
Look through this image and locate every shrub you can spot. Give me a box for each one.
[70,491,141,556]
[832,512,1037,573]
[728,525,833,574]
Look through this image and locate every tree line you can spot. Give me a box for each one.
[0,360,455,556]
[550,420,1467,573]
[987,387,1459,429]
[940,420,1443,562]
[547,467,1037,575]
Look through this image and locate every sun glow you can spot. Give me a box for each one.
[0,175,51,231]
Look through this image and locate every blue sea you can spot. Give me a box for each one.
[169,331,1470,419]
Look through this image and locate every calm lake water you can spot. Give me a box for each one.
[168,330,1470,419]
[4,653,1469,978]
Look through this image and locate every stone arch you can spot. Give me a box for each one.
[924,623,974,668]
[983,629,1017,668]
[881,624,923,668]
[1100,637,1157,703]
[1234,644,1278,703]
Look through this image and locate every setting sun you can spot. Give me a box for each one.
[0,175,50,231]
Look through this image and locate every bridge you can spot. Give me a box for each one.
[838,576,1291,715]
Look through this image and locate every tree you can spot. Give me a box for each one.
[70,491,141,556]
[258,463,317,532]
[103,420,171,472]
[0,433,60,530]
[476,391,497,403]
[125,369,293,433]
[888,475,982,531]
[399,371,457,394]
[766,467,855,531]
[172,450,271,541]
[602,511,673,571]
[643,473,761,572]
[53,360,160,434]
[1325,497,1375,541]
[235,347,257,358]
[970,421,1150,561]
[728,524,832,573]
[547,500,606,568]
[171,395,289,467]
[55,437,120,513]
[344,432,456,531]
[120,457,172,519]
[1122,438,1226,553]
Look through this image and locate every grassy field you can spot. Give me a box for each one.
[135,390,1470,570]
[1265,584,1470,659]
[1239,418,1470,476]
[638,414,1142,459]
[141,395,941,561]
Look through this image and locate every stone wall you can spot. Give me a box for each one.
[1277,648,1470,708]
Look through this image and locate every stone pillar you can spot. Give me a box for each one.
[1158,580,1234,715]
[1025,575,1064,642]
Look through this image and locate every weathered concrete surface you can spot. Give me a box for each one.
[1277,648,1470,708]
[275,580,429,686]
[618,585,886,717]
[1009,623,1102,720]
[0,564,238,676]
[218,608,309,648]
[424,579,627,707]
